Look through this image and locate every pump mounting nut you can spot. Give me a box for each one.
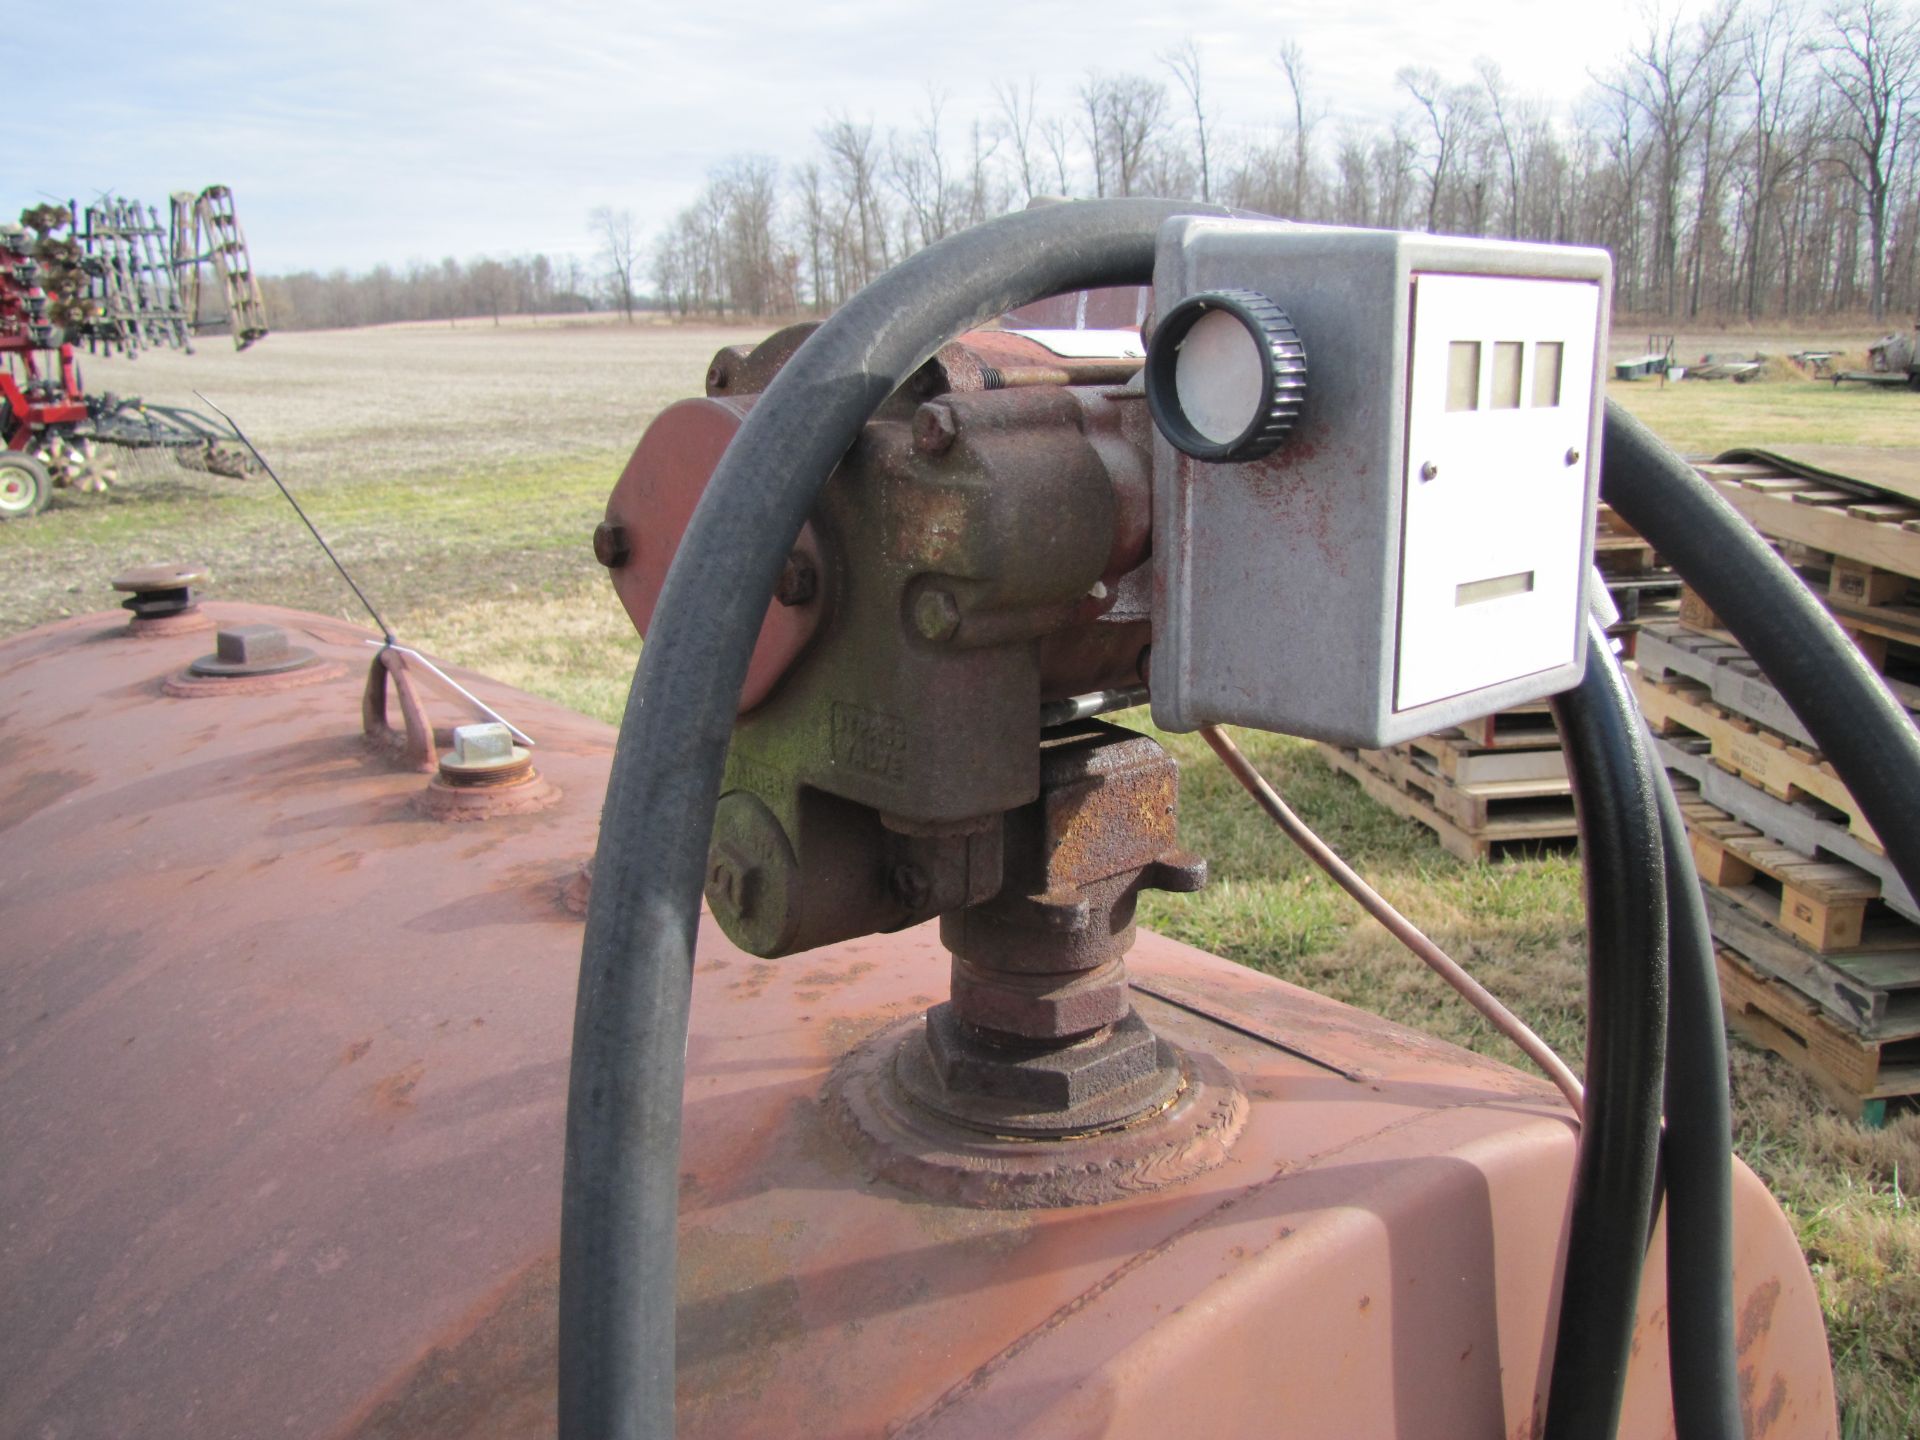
[912,401,959,455]
[592,521,631,570]
[912,588,962,643]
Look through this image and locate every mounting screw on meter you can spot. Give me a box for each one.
[1144,288,1306,462]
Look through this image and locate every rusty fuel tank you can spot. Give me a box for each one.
[0,603,1835,1438]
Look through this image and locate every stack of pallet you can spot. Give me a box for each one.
[1628,454,1920,1124]
[1316,705,1574,862]
[1314,505,1679,863]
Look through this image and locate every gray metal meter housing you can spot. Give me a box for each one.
[1148,217,1612,748]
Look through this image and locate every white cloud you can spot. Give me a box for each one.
[14,0,1722,271]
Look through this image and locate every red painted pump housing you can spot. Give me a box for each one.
[0,600,1835,1437]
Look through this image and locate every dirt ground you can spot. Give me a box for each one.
[79,315,752,485]
[1610,320,1895,363]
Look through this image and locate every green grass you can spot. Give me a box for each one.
[1609,372,1920,455]
[4,337,1916,1435]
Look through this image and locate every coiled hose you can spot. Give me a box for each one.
[1598,400,1920,1440]
[1543,619,1669,1440]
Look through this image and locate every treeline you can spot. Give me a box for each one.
[258,253,598,331]
[649,0,1920,324]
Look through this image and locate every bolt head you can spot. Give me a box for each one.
[451,722,516,766]
[214,624,290,666]
[704,791,801,956]
[889,862,932,910]
[913,402,959,455]
[913,588,961,643]
[774,551,818,607]
[592,520,631,569]
[1565,446,1582,466]
[1419,460,1439,482]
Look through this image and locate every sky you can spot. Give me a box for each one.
[13,0,1719,274]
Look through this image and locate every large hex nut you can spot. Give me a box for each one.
[923,1003,1161,1109]
[948,956,1128,1040]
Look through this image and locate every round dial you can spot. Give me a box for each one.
[1144,288,1307,463]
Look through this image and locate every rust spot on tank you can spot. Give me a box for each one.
[796,960,876,991]
[1358,1294,1371,1312]
[677,1222,806,1421]
[334,1254,558,1440]
[368,1062,425,1113]
[729,961,779,999]
[1738,1276,1781,1355]
[0,767,92,833]
[342,1039,373,1066]
[1751,1374,1787,1435]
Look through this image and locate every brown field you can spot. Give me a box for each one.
[4,316,1918,1434]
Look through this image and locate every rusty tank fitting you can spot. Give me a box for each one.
[110,562,214,637]
[163,622,345,697]
[419,721,559,821]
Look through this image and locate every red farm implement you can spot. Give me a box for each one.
[0,187,268,518]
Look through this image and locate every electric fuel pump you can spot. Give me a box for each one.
[565,201,1920,1439]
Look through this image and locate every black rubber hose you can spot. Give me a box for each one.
[560,197,1237,1440]
[1652,755,1743,1440]
[1598,399,1920,1440]
[1602,401,1920,902]
[1543,619,1670,1440]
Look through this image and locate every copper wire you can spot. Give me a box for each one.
[1200,725,1585,1120]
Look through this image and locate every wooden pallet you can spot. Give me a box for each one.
[1679,793,1883,950]
[1702,887,1920,1041]
[1697,462,1920,584]
[1404,729,1568,785]
[1445,704,1561,751]
[1350,743,1573,829]
[1821,587,1920,685]
[1653,732,1920,924]
[1717,945,1920,1126]
[1629,667,1879,847]
[1316,743,1579,863]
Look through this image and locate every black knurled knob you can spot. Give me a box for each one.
[1145,287,1307,463]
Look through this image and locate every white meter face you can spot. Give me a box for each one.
[1174,309,1266,444]
[1394,274,1602,712]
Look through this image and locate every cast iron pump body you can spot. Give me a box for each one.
[603,317,1222,1147]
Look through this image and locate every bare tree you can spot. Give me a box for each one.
[1163,39,1213,202]
[821,115,892,289]
[1105,74,1172,196]
[1277,39,1317,215]
[1598,2,1741,315]
[1821,0,1920,318]
[1039,113,1076,194]
[889,90,957,248]
[1476,60,1524,236]
[1399,68,1482,232]
[589,205,639,322]
[1077,75,1113,196]
[716,156,782,316]
[994,78,1042,203]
